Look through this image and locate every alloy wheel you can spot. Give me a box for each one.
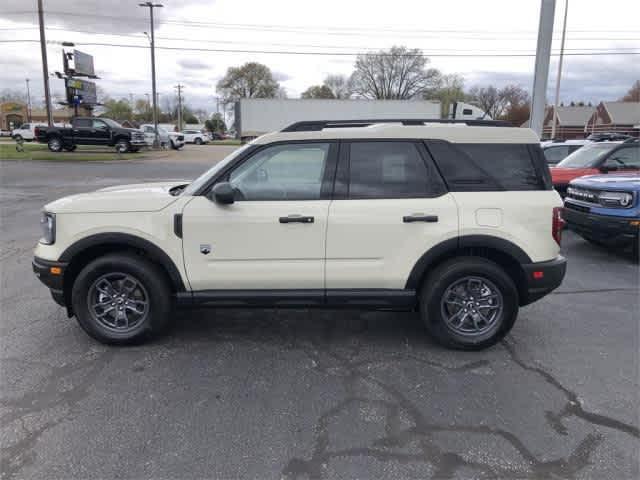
[440,276,503,336]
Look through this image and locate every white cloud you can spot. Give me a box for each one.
[1,0,638,113]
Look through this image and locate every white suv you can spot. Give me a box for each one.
[33,119,566,350]
[182,129,208,145]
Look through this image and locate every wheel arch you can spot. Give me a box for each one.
[59,233,186,313]
[405,235,531,305]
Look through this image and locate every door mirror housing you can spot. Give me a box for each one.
[599,164,617,173]
[210,182,235,204]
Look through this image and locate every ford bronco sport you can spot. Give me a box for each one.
[33,119,567,350]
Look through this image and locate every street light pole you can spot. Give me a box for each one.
[37,0,53,127]
[175,84,184,131]
[25,79,32,122]
[551,0,569,140]
[139,2,163,148]
[530,0,556,138]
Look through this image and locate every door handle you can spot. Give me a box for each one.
[279,215,314,224]
[403,214,438,223]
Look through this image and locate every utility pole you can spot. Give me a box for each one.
[530,0,556,138]
[551,0,568,140]
[175,84,184,131]
[139,2,163,147]
[37,0,53,127]
[25,79,32,122]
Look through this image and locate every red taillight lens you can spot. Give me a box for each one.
[552,207,565,246]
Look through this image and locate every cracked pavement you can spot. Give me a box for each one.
[1,146,639,479]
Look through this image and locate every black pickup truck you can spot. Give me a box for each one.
[36,117,147,153]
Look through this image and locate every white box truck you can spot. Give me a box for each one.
[234,98,441,141]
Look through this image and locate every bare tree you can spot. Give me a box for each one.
[468,84,531,124]
[323,74,351,99]
[349,46,440,99]
[467,85,505,119]
[620,80,640,102]
[216,62,280,104]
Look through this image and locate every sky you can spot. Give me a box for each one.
[0,0,638,117]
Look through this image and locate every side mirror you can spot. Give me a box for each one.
[209,182,235,204]
[599,165,616,173]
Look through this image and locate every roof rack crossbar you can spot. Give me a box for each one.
[281,118,513,132]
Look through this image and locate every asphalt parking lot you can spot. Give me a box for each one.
[1,145,638,479]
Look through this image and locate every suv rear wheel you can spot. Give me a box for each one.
[71,253,172,345]
[194,137,203,145]
[420,257,518,350]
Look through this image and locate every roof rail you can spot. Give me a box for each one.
[623,137,639,143]
[281,118,513,132]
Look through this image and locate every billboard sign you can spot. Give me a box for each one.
[66,78,98,105]
[73,50,95,77]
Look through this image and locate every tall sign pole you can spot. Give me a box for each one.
[530,0,556,138]
[551,0,569,140]
[37,0,53,127]
[140,2,163,147]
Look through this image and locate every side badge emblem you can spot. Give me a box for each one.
[200,244,212,255]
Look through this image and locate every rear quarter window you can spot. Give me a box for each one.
[425,141,550,191]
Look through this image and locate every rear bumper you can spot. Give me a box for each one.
[32,256,67,307]
[521,255,567,305]
[563,206,639,247]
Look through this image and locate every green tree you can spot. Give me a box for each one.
[100,98,133,121]
[428,73,465,118]
[349,46,440,99]
[216,62,280,103]
[205,113,227,134]
[301,85,335,99]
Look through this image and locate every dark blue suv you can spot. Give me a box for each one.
[563,171,640,258]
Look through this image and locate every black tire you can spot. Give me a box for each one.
[194,137,203,145]
[13,134,22,141]
[71,253,172,345]
[130,147,140,153]
[419,257,518,351]
[47,137,63,152]
[115,139,131,153]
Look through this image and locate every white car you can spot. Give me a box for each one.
[182,129,208,145]
[32,119,566,350]
[0,129,12,137]
[140,124,184,150]
[11,123,47,141]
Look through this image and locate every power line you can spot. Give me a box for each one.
[3,10,640,40]
[4,39,638,57]
[3,25,639,53]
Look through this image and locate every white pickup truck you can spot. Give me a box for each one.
[139,124,185,150]
[11,123,47,141]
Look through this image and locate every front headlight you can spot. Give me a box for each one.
[598,191,634,208]
[40,212,55,245]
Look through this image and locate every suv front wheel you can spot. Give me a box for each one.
[420,257,518,350]
[71,253,172,344]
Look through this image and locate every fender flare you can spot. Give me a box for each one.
[59,232,186,292]
[404,235,532,290]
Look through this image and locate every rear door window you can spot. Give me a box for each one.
[347,141,431,198]
[426,141,545,191]
[74,118,91,128]
[543,145,569,163]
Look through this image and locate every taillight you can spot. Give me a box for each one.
[34,127,40,137]
[552,207,565,246]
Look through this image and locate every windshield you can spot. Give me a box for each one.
[556,143,618,168]
[182,144,253,195]
[102,118,123,128]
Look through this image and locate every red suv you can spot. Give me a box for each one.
[551,139,640,196]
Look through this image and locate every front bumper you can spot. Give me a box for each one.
[521,255,567,305]
[563,205,639,247]
[32,256,67,307]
